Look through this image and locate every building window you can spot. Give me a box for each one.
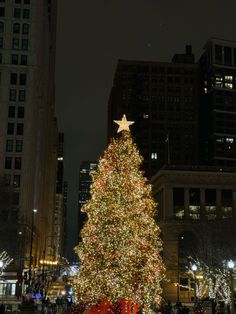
[0,53,2,63]
[5,157,12,169]
[13,22,20,33]
[6,139,13,152]
[0,21,4,33]
[12,38,20,49]
[18,90,25,101]
[14,8,21,18]
[221,190,232,218]
[17,106,24,118]
[9,89,17,101]
[7,123,14,135]
[10,73,18,85]
[23,9,30,18]
[0,37,3,48]
[16,123,23,135]
[15,140,23,152]
[224,46,232,66]
[173,188,184,219]
[20,54,27,65]
[205,189,216,220]
[215,45,222,65]
[21,38,28,50]
[24,0,30,3]
[151,152,158,159]
[12,54,18,64]
[22,23,29,34]
[14,157,21,169]
[4,174,11,186]
[0,7,5,17]
[13,175,21,187]
[19,73,26,85]
[15,0,21,3]
[8,106,15,118]
[189,188,200,220]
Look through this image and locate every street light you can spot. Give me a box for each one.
[191,264,198,302]
[28,209,37,286]
[227,260,235,314]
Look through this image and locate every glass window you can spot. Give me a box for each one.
[13,175,21,187]
[9,89,17,101]
[13,23,20,33]
[0,37,3,48]
[0,21,4,33]
[14,157,21,169]
[173,188,184,219]
[4,174,11,186]
[234,48,236,67]
[5,157,12,169]
[6,139,13,152]
[15,140,23,152]
[224,46,232,66]
[0,7,5,17]
[21,38,28,50]
[7,123,14,135]
[22,23,29,34]
[19,73,26,85]
[15,0,21,3]
[20,55,27,65]
[10,73,17,85]
[8,106,15,118]
[23,9,30,19]
[14,8,21,18]
[12,38,20,49]
[24,0,30,3]
[18,90,25,101]
[17,106,24,118]
[12,54,18,64]
[0,0,5,2]
[16,123,24,135]
[0,53,2,64]
[221,189,232,218]
[189,188,200,220]
[215,45,222,65]
[205,189,216,220]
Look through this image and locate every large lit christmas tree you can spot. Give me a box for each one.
[74,115,165,313]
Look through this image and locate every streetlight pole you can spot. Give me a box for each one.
[191,264,198,303]
[28,209,37,287]
[227,260,235,314]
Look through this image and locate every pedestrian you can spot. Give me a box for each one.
[0,304,5,314]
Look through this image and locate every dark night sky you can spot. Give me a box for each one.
[55,0,236,260]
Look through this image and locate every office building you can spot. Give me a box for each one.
[151,166,236,302]
[108,46,199,178]
[199,38,236,168]
[78,161,98,235]
[0,0,58,296]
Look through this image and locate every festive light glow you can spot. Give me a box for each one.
[0,251,13,274]
[188,257,231,304]
[114,114,134,133]
[74,130,165,311]
[39,260,58,265]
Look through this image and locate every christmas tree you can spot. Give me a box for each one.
[74,115,165,312]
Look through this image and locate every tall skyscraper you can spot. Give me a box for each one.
[108,46,199,178]
[0,0,58,291]
[199,38,236,168]
[78,161,97,237]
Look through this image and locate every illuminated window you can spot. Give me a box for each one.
[225,75,233,82]
[226,138,234,143]
[151,152,157,159]
[6,140,13,152]
[216,138,224,143]
[225,83,233,89]
[143,114,149,119]
[204,88,207,94]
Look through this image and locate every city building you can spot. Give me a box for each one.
[151,166,236,302]
[199,38,236,168]
[0,0,58,298]
[78,161,98,237]
[108,45,200,178]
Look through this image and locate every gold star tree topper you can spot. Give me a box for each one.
[114,114,134,133]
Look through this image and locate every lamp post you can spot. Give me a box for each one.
[28,209,37,286]
[227,260,235,314]
[191,264,198,303]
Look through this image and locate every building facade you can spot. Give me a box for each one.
[152,166,236,302]
[108,46,200,178]
[0,0,58,296]
[199,38,236,168]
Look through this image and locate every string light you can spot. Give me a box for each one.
[74,131,165,310]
